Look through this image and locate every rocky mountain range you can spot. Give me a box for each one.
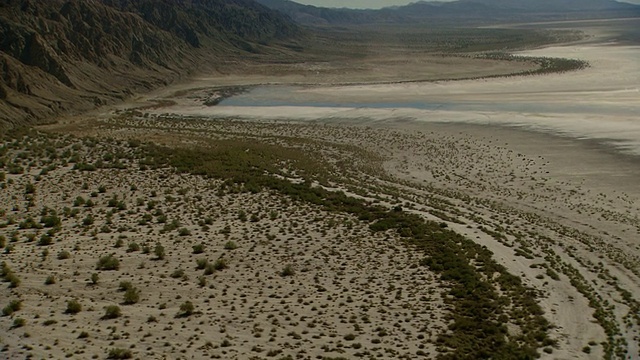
[256,0,640,25]
[0,0,300,128]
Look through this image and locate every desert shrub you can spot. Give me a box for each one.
[178,301,195,317]
[117,281,132,291]
[103,305,121,319]
[212,258,227,271]
[196,258,208,270]
[6,272,20,288]
[12,317,26,328]
[57,250,71,260]
[78,331,89,339]
[45,275,56,285]
[127,242,140,252]
[224,241,238,250]
[2,300,22,316]
[4,244,14,254]
[204,263,216,275]
[138,213,151,225]
[18,217,40,229]
[38,234,53,246]
[74,162,96,171]
[66,300,82,314]
[192,243,205,254]
[123,287,140,305]
[154,243,165,260]
[546,268,560,281]
[0,261,8,277]
[170,269,185,279]
[178,227,191,236]
[43,319,58,326]
[25,182,35,194]
[280,264,295,277]
[90,273,99,285]
[96,254,119,270]
[40,214,61,228]
[82,214,94,226]
[107,348,132,359]
[7,163,23,174]
[161,219,180,232]
[73,196,86,207]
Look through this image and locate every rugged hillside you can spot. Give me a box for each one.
[257,0,640,25]
[255,0,383,25]
[0,0,300,128]
[255,0,392,25]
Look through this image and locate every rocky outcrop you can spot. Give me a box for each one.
[0,0,300,128]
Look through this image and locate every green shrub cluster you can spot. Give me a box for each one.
[103,305,121,319]
[2,299,22,316]
[96,254,120,270]
[1,261,20,288]
[66,299,82,314]
[107,348,132,359]
[178,301,195,317]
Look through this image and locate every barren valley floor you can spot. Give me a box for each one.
[2,20,640,360]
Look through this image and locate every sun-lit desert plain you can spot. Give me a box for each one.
[2,16,640,360]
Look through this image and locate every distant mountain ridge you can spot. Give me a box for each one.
[256,0,640,25]
[0,0,301,128]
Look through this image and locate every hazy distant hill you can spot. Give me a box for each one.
[397,0,640,21]
[256,0,394,24]
[256,0,640,25]
[0,0,300,128]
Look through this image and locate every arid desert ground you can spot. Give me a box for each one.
[2,19,640,360]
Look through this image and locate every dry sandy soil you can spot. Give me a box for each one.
[0,135,448,359]
[2,19,640,360]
